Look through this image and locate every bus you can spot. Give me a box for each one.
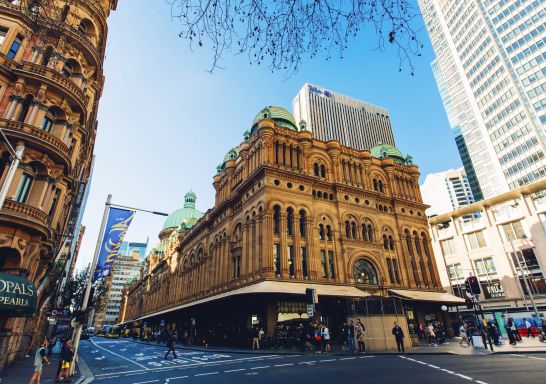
[104,325,121,338]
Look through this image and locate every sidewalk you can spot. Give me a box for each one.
[118,335,546,356]
[0,343,81,384]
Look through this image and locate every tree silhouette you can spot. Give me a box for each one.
[169,0,423,74]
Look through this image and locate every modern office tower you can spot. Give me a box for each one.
[94,251,142,328]
[419,0,546,198]
[292,83,395,150]
[119,240,148,262]
[421,168,477,218]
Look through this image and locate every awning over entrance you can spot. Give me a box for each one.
[388,289,465,304]
[137,281,370,321]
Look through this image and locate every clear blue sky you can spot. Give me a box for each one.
[75,0,461,269]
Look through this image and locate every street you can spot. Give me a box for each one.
[79,339,546,384]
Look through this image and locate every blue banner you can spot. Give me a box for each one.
[93,208,135,281]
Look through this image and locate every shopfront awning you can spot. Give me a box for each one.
[388,289,465,304]
[137,281,370,321]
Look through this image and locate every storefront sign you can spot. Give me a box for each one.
[482,280,505,299]
[0,273,37,317]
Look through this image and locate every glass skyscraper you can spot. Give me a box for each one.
[420,0,546,198]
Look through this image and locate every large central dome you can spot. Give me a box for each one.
[162,190,204,231]
[252,106,298,132]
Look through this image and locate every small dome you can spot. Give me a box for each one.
[223,146,240,163]
[252,106,298,132]
[370,143,406,164]
[162,190,204,230]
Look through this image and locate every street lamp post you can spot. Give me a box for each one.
[70,195,168,375]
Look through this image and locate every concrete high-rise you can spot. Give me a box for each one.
[419,0,546,199]
[292,83,395,150]
[421,168,477,218]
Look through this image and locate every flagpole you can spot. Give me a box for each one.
[70,194,112,375]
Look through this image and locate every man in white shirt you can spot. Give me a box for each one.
[524,318,534,338]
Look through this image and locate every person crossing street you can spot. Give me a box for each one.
[164,331,178,359]
[392,322,405,354]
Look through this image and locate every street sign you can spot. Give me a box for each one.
[306,304,314,317]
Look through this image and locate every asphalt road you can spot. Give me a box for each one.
[80,338,546,384]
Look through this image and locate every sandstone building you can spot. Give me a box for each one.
[0,0,117,368]
[121,107,462,350]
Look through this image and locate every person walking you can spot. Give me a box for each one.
[347,320,356,353]
[252,326,260,350]
[505,318,516,345]
[164,332,178,359]
[524,318,534,338]
[323,323,331,353]
[29,339,49,384]
[355,319,366,353]
[55,337,67,380]
[427,323,436,346]
[47,335,56,357]
[56,340,73,383]
[392,322,405,353]
[459,323,469,346]
[314,325,323,354]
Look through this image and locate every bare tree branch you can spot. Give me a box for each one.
[168,0,423,74]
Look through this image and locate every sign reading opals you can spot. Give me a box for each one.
[0,273,37,317]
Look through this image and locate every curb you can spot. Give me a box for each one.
[75,355,94,384]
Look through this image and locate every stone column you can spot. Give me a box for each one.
[263,213,274,276]
[306,218,319,280]
[280,213,288,277]
[242,222,250,278]
[256,216,264,277]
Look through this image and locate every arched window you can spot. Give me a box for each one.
[383,235,388,250]
[378,180,384,193]
[320,164,326,178]
[373,179,378,191]
[326,225,332,241]
[351,222,357,239]
[299,210,306,237]
[405,230,414,256]
[367,225,374,242]
[273,205,280,234]
[353,259,378,285]
[314,163,319,177]
[345,221,351,238]
[41,108,55,133]
[18,95,33,123]
[362,224,369,241]
[286,208,294,236]
[422,233,430,257]
[389,236,395,250]
[318,224,325,240]
[413,231,421,254]
[61,60,74,77]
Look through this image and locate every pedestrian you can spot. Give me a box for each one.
[392,322,405,353]
[510,318,521,341]
[355,319,366,353]
[314,324,323,354]
[427,323,436,346]
[459,323,469,346]
[47,335,56,357]
[55,337,67,380]
[347,320,356,353]
[164,332,178,359]
[252,326,260,350]
[29,338,49,384]
[323,323,331,353]
[56,340,73,383]
[524,318,534,338]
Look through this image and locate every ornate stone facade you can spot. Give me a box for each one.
[122,108,449,348]
[0,0,117,368]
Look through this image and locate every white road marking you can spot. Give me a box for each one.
[194,372,219,376]
[275,363,294,367]
[399,356,488,384]
[165,376,189,382]
[132,380,158,384]
[251,366,270,370]
[90,339,149,370]
[320,359,336,362]
[224,368,246,373]
[339,357,357,360]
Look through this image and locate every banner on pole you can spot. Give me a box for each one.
[93,208,135,281]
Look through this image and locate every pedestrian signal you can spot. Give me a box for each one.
[467,276,481,295]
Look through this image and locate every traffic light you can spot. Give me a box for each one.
[465,298,474,309]
[467,276,481,295]
[305,288,315,305]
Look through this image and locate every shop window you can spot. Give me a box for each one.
[14,173,32,203]
[7,34,22,59]
[353,259,378,285]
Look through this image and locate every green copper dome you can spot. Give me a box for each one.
[162,190,204,231]
[252,106,298,132]
[370,143,407,164]
[223,146,240,163]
